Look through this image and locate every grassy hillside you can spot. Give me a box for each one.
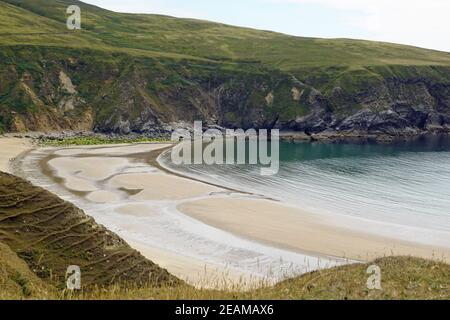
[1,0,450,71]
[0,242,53,299]
[0,172,179,289]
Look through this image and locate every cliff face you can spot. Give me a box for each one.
[1,46,450,138]
[286,66,450,138]
[0,47,94,133]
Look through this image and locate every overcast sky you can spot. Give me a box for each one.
[83,0,450,52]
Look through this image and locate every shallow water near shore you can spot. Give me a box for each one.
[160,135,450,241]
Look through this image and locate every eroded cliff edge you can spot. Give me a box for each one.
[1,46,449,139]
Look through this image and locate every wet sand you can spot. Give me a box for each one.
[178,198,450,263]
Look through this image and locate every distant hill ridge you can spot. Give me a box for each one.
[2,0,450,68]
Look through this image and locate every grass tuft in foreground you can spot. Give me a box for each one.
[71,256,449,300]
[2,249,448,300]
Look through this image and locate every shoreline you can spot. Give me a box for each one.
[280,130,450,144]
[14,141,350,287]
[178,198,450,263]
[154,148,278,201]
[3,136,450,289]
[156,146,450,262]
[45,142,450,262]
[156,144,450,251]
[5,129,450,145]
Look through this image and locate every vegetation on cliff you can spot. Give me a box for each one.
[38,135,170,146]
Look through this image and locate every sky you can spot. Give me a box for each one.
[83,0,450,52]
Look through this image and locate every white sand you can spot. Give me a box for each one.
[5,140,276,288]
[86,190,121,203]
[48,157,129,180]
[41,143,341,288]
[0,137,32,173]
[117,204,159,217]
[48,156,131,192]
[109,172,220,200]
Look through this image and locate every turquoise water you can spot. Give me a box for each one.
[160,135,450,235]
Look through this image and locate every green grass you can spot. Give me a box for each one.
[39,136,172,147]
[0,242,54,299]
[1,0,450,71]
[1,249,448,300]
[76,257,450,300]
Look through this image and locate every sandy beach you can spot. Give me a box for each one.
[0,137,32,173]
[6,139,450,288]
[16,142,349,287]
[178,198,450,262]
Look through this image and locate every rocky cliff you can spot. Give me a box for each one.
[1,46,449,139]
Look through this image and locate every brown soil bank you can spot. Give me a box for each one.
[0,172,179,289]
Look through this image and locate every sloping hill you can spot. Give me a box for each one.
[0,172,179,289]
[1,0,450,69]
